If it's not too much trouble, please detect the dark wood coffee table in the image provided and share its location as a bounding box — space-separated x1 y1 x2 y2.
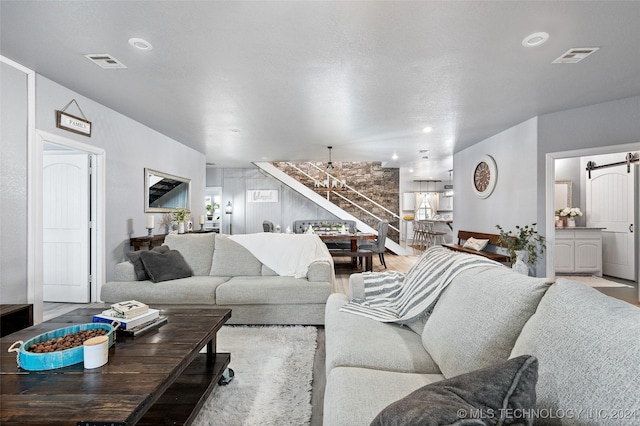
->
0 306 231 425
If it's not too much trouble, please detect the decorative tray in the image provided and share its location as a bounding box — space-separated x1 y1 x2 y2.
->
7 322 118 371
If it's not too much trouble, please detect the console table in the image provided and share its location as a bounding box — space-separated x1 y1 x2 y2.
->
0 304 33 337
130 234 166 251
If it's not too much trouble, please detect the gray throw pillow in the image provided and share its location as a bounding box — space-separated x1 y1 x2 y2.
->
126 245 170 280
139 249 193 283
370 355 538 426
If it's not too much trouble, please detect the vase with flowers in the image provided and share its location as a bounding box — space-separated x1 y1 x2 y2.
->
172 208 189 234
496 223 546 276
558 207 582 227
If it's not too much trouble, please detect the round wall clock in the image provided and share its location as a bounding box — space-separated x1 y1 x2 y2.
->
472 154 497 198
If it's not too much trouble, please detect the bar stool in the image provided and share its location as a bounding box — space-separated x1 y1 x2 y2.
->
429 230 447 246
412 221 424 248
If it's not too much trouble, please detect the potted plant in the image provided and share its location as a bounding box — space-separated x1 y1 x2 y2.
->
206 204 213 219
495 223 546 275
172 208 189 234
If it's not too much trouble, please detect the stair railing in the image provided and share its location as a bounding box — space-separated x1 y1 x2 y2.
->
285 162 400 233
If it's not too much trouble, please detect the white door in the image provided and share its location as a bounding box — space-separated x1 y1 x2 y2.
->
43 153 91 302
586 164 636 280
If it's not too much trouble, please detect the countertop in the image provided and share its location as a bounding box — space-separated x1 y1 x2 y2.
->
555 227 606 230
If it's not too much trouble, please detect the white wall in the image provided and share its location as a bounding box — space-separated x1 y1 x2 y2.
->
453 117 539 236
0 62 29 303
34 75 206 284
0 67 207 306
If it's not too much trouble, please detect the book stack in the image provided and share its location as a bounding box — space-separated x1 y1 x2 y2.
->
93 300 167 336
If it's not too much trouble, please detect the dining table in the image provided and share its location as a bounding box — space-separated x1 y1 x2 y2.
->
317 232 377 271
316 232 377 251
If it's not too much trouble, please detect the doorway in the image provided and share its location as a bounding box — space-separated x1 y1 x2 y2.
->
42 146 91 302
547 144 639 301
32 131 105 309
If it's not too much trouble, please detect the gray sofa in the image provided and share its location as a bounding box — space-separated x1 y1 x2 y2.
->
101 233 333 325
324 252 640 425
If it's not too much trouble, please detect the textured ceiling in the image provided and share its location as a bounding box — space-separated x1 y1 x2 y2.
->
2 1 639 179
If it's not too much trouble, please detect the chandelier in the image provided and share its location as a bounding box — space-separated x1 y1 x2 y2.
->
313 146 346 191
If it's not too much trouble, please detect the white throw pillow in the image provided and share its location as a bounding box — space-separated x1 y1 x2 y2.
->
462 237 489 251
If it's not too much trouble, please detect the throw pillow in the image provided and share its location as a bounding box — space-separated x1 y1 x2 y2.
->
126 245 170 280
139 249 193 283
370 355 538 426
463 237 490 251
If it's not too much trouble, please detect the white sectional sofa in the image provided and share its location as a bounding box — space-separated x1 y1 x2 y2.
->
324 248 640 425
101 232 334 325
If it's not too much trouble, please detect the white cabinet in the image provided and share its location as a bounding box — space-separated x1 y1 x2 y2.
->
402 193 416 212
555 229 603 276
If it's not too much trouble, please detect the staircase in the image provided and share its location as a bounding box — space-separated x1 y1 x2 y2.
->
254 162 409 256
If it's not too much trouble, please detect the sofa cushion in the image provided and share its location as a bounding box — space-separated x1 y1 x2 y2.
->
422 267 550 378
215 276 331 305
325 293 440 375
100 275 230 304
210 235 262 276
164 232 216 276
510 279 640 425
126 245 169 280
324 366 444 426
139 249 193 283
370 355 538 426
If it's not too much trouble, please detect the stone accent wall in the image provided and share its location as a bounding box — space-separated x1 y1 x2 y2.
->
273 162 400 242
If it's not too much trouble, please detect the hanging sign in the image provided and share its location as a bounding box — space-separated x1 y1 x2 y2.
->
56 99 92 137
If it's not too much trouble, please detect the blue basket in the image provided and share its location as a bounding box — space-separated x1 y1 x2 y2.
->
7 322 118 371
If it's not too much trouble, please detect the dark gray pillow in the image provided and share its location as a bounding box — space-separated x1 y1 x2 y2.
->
126 245 170 281
370 355 538 426
139 249 193 283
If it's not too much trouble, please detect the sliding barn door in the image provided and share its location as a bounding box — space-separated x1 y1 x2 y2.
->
586 164 636 281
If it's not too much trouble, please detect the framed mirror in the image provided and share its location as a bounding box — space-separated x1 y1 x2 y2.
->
554 180 572 211
144 168 191 213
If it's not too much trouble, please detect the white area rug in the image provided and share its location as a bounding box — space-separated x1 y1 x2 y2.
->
560 275 634 288
192 325 317 426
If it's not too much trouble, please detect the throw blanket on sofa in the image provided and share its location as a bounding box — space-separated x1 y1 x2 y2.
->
340 246 503 324
229 233 333 279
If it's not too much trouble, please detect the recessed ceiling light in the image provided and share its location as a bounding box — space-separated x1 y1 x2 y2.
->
409 168 414 173
128 38 153 51
392 153 398 160
522 32 549 47
422 126 433 133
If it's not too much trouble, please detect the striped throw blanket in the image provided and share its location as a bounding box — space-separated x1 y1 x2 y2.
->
340 246 504 324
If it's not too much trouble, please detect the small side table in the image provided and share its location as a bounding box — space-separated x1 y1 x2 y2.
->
0 304 34 337
130 234 166 251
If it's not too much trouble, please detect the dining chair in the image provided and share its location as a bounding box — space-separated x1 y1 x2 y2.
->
359 220 389 268
262 220 274 232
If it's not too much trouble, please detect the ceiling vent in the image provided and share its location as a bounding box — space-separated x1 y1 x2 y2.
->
84 54 127 69
552 48 599 64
